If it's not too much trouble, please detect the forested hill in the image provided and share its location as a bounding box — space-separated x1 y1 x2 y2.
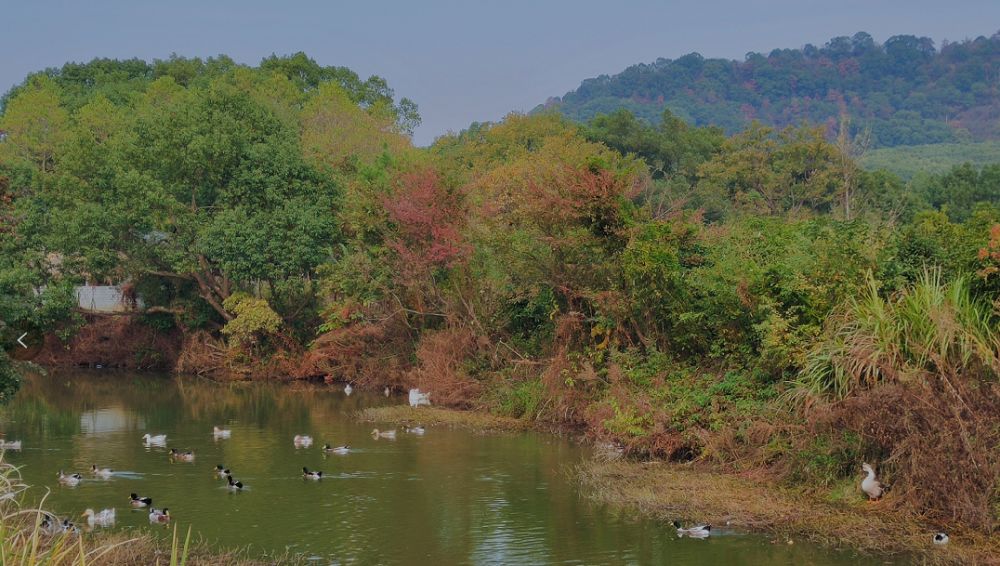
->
540 31 1000 147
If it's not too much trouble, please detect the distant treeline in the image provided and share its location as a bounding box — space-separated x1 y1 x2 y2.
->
541 31 1000 147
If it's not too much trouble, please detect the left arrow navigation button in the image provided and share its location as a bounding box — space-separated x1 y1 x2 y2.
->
17 333 27 348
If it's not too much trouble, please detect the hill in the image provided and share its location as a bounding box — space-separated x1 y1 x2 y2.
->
540 31 1000 147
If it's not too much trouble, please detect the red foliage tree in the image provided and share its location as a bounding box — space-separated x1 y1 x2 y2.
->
382 169 469 285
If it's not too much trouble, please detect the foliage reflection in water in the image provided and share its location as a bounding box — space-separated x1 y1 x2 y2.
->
1 370 874 565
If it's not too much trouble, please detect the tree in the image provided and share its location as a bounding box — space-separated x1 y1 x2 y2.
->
697 123 843 216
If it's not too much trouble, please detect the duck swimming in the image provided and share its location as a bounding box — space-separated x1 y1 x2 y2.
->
323 444 350 455
404 425 426 435
213 426 231 439
169 448 195 462
129 493 152 508
293 435 313 448
215 465 231 478
58 471 82 486
672 521 711 538
861 463 888 501
148 508 170 524
302 467 323 480
91 465 113 479
371 428 397 439
344 383 353 396
227 475 245 491
0 439 23 450
142 433 167 445
81 508 115 526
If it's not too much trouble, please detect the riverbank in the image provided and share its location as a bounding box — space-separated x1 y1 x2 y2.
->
357 405 1000 565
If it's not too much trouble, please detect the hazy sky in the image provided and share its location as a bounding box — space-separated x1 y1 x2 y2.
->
2 1 998 145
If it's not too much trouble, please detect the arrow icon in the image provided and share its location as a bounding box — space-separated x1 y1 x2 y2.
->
17 333 27 348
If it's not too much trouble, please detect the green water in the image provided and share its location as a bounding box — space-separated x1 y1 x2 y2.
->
0 370 879 565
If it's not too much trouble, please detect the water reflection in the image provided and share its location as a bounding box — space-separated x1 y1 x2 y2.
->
0 369 876 565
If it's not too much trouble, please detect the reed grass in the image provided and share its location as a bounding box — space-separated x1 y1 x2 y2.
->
795 270 997 400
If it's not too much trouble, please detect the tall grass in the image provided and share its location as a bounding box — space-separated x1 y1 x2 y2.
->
795 271 998 400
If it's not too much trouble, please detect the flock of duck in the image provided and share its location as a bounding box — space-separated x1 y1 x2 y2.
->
18 385 438 536
0 387 953 547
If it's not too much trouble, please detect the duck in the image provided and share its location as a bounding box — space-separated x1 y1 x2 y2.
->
384 386 391 397
81 508 115 526
129 493 152 508
148 508 170 524
323 444 350 455
404 425 426 435
344 383 353 396
861 463 888 501
672 521 711 537
58 471 82 486
41 516 78 535
293 435 313 448
213 426 231 439
933 532 949 545
371 428 397 439
169 448 195 462
142 433 167 445
408 388 431 407
91 465 113 479
0 439 23 450
227 475 245 491
302 467 323 480
215 465 231 479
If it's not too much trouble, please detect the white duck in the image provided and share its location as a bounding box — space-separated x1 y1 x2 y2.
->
323 444 350 455
371 428 397 440
81 508 115 526
142 433 167 446
91 465 113 479
933 532 949 545
58 471 82 486
405 425 426 435
213 426 231 439
293 435 313 448
344 383 353 396
672 520 711 538
861 463 888 501
0 439 23 450
302 467 324 480
408 388 431 407
384 386 391 397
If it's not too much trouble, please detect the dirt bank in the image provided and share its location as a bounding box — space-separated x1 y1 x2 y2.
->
34 315 181 370
577 460 999 565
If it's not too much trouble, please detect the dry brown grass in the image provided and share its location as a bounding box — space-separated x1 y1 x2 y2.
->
579 459 1000 565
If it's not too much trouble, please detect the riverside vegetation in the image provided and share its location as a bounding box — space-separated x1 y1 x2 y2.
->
0 51 998 559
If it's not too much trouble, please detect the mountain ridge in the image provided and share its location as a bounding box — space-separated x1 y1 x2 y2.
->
538 31 1000 147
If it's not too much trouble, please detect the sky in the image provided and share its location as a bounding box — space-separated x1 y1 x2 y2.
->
2 1 999 145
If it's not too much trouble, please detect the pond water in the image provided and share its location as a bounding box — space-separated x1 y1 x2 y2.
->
0 369 882 565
